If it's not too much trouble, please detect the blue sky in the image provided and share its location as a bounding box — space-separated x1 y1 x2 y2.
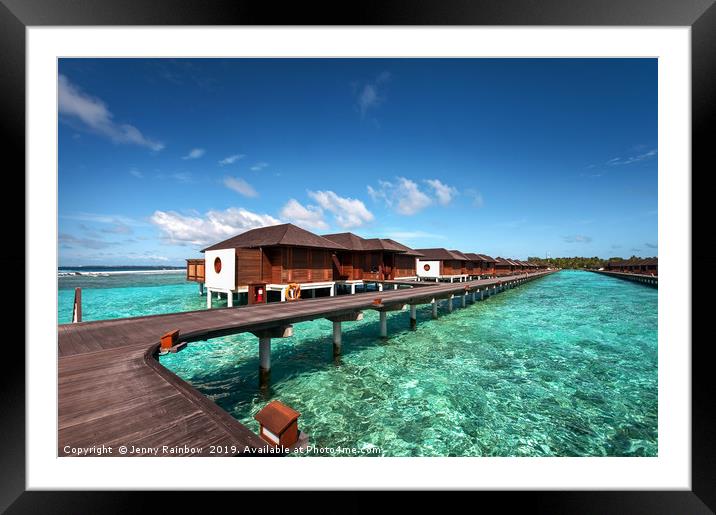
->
58 58 657 266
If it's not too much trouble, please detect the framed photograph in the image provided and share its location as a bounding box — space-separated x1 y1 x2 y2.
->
3 0 712 511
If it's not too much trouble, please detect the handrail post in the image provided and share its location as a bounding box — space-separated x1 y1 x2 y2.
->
72 287 82 323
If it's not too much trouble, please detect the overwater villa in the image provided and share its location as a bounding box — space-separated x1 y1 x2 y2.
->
449 249 472 278
494 257 515 276
189 223 347 306
415 248 470 282
463 253 483 278
476 254 497 277
321 232 424 293
605 257 658 276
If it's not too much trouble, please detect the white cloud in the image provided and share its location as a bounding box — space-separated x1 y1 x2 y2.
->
279 199 328 231
356 71 391 117
606 149 657 166
129 168 143 179
563 235 593 243
465 188 485 208
59 233 119 250
394 179 432 215
425 179 457 206
219 154 245 166
150 207 280 246
367 177 436 215
307 190 374 228
101 223 133 235
223 176 258 198
182 148 205 160
125 252 169 262
170 172 193 183
61 212 145 227
251 162 269 171
58 75 164 151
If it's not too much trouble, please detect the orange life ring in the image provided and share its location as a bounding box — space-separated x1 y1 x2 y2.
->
285 283 301 301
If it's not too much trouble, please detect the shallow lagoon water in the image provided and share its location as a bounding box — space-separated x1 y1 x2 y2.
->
59 270 658 456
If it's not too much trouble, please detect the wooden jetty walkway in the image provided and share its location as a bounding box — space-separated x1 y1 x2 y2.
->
591 270 658 288
58 271 555 457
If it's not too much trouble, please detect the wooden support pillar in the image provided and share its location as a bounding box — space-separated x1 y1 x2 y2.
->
379 311 387 338
311 289 316 298
227 291 233 308
206 288 212 309
480 289 484 300
472 291 476 303
410 304 417 330
252 326 293 387
378 283 384 292
432 299 438 319
350 283 356 294
199 282 204 295
259 337 271 371
461 294 467 308
447 295 454 313
332 321 342 353
326 312 363 355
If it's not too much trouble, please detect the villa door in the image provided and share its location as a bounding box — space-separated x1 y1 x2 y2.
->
383 253 394 280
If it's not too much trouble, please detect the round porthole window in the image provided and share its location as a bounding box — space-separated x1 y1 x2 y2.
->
214 257 222 274
423 264 431 271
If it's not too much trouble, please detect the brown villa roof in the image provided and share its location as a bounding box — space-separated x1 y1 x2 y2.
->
362 238 406 252
476 254 496 263
415 248 465 261
203 223 347 252
321 232 366 251
380 238 424 257
463 252 482 262
449 250 470 261
322 232 422 255
494 257 512 265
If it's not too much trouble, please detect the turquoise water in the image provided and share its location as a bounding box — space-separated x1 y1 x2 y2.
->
58 272 207 323
59 270 658 456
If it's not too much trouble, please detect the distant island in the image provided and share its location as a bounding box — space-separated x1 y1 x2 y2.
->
527 256 657 269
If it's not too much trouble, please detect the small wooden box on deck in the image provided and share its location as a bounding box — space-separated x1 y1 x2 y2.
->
254 400 301 448
160 329 179 352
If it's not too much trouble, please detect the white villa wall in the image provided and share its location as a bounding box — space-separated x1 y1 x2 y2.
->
204 248 236 291
416 259 441 279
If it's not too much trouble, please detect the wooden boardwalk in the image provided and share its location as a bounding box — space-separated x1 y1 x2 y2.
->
591 270 658 288
58 271 555 457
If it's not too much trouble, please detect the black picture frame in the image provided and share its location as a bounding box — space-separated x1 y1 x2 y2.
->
2 0 712 512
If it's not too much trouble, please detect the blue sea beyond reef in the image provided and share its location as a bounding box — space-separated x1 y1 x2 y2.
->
58 269 658 457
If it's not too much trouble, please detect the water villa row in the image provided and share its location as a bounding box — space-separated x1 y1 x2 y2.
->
591 258 659 288
604 258 658 276
184 223 549 307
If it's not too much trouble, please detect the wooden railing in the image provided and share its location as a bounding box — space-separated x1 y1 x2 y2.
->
71 287 82 323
